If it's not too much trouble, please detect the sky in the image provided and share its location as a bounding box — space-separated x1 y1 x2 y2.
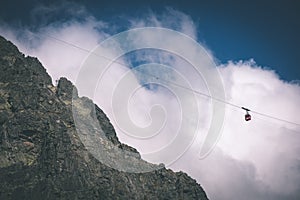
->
1 0 300 81
1 1 300 200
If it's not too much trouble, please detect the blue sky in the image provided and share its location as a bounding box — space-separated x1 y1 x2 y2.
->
1 0 299 81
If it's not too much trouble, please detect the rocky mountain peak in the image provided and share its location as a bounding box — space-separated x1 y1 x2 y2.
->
0 36 52 86
56 77 78 101
0 35 208 200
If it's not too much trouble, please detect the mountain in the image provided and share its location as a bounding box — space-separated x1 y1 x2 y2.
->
0 35 208 200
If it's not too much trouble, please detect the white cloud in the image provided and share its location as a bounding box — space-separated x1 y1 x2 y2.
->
1 6 300 200
128 7 197 39
172 61 300 200
0 6 108 83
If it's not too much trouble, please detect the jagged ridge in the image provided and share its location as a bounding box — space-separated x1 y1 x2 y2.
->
0 35 208 200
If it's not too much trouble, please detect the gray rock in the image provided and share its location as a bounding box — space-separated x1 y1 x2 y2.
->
0 35 209 200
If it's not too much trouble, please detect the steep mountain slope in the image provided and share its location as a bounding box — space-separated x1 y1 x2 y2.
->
0 35 208 200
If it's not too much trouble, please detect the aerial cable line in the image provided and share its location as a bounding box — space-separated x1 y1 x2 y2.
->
251 110 300 126
39 34 300 127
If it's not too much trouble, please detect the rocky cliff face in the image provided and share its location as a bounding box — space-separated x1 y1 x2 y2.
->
0 35 208 200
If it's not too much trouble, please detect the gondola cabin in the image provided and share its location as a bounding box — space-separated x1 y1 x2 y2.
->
242 107 251 121
245 113 251 121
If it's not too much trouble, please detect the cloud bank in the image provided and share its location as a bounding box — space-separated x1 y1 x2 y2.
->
1 3 300 200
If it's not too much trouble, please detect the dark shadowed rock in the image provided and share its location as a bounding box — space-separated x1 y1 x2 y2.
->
0 35 209 200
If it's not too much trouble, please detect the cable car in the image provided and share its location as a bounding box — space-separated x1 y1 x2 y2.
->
242 107 251 121
245 113 251 121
